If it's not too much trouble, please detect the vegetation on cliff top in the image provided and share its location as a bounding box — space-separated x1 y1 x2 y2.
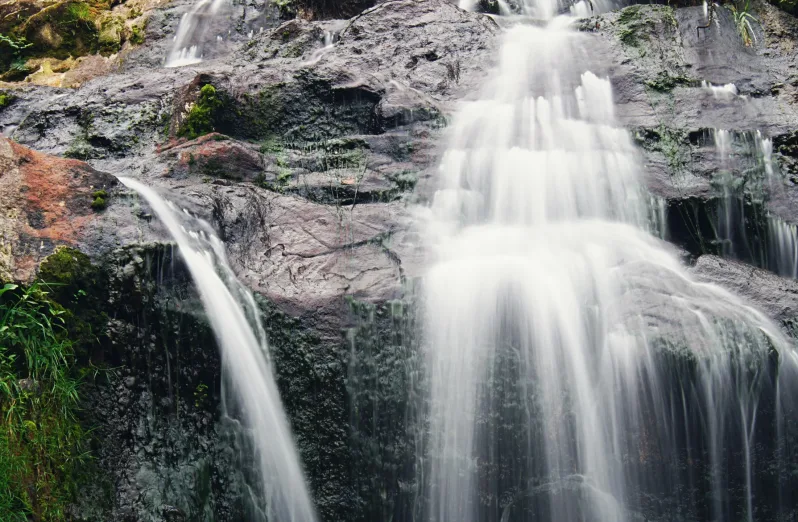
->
0 0 148 81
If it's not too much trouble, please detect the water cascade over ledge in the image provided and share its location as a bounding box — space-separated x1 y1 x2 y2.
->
165 0 227 67
119 177 318 522
420 15 798 522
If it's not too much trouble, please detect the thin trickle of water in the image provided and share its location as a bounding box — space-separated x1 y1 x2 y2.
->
420 16 798 522
165 0 226 67
768 216 798 278
302 21 346 66
648 194 668 239
707 128 798 277
759 131 776 182
119 178 318 522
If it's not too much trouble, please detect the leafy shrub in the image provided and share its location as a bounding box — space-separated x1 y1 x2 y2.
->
179 84 222 140
0 283 88 521
729 0 758 46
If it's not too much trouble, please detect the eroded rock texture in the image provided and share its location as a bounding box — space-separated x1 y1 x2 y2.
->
2 0 798 520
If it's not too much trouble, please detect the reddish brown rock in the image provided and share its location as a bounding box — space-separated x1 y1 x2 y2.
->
0 136 116 280
160 133 266 181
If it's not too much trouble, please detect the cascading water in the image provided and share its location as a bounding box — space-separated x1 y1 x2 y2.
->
119 178 318 522
165 0 227 67
704 128 798 279
421 12 798 522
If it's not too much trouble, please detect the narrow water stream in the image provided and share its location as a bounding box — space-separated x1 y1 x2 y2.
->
119 177 318 522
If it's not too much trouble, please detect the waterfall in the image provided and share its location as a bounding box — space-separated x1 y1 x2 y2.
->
165 0 227 67
119 178 318 522
421 15 798 522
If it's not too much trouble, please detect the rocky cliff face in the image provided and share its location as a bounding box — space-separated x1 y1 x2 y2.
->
2 0 798 520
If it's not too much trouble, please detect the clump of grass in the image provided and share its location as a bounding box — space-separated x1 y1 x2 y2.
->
0 282 89 521
729 0 758 47
66 2 93 24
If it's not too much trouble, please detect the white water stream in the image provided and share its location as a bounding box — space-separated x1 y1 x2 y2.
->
421 11 798 522
119 177 318 522
165 0 227 67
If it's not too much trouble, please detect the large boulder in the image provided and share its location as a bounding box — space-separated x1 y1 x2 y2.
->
0 135 141 280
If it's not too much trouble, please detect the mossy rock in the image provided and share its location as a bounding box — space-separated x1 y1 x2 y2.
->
38 246 109 354
129 22 145 45
96 14 125 54
179 84 223 140
0 0 124 76
645 71 694 93
0 91 14 109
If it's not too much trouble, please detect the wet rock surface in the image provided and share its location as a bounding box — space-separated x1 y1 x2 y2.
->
692 254 798 324
3 0 798 520
0 1 494 520
587 3 798 216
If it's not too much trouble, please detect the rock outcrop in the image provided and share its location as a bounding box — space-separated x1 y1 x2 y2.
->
2 0 798 520
0 135 136 280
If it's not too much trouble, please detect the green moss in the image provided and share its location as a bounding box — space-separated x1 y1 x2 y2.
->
91 196 107 210
636 126 689 174
97 16 123 54
38 247 108 354
615 5 656 48
67 2 93 22
618 26 642 46
617 4 642 23
645 72 693 93
91 189 108 199
0 92 13 109
179 84 222 140
38 248 93 288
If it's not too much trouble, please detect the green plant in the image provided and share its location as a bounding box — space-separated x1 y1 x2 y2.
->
90 196 106 210
66 2 93 24
0 282 89 521
729 0 758 47
194 383 209 408
0 93 13 109
645 71 693 93
91 187 108 210
617 4 641 23
0 34 33 74
129 24 145 45
0 34 33 54
179 84 222 140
